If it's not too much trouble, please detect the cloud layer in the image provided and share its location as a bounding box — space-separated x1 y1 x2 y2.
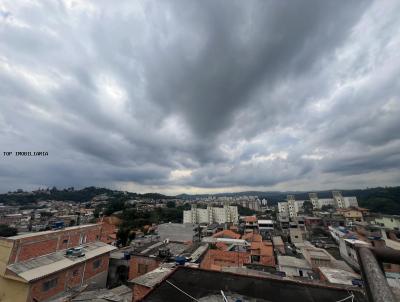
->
1 0 400 194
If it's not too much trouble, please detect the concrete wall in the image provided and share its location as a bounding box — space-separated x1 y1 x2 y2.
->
0 276 29 302
375 216 400 230
278 265 313 277
0 239 30 302
158 223 196 242
289 229 304 244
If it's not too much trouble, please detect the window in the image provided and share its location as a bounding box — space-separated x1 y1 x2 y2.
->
79 234 87 245
138 263 148 274
42 278 58 292
93 259 102 270
72 269 79 276
251 255 260 263
63 239 68 244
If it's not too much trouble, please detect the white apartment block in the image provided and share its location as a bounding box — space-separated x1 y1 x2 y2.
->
278 192 358 218
332 191 345 208
318 198 335 208
343 196 358 208
309 193 319 209
278 195 304 219
183 204 239 224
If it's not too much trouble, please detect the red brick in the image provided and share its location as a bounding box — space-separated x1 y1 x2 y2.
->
200 250 250 271
18 238 58 261
30 271 67 302
8 225 105 264
83 255 109 281
129 256 160 280
132 284 151 301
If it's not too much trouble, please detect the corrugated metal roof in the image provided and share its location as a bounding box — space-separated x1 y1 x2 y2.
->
7 241 116 282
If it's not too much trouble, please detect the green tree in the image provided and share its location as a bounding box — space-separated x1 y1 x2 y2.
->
117 227 130 247
166 201 176 208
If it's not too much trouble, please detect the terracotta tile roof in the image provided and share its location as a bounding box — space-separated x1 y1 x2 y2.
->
242 233 262 242
200 249 250 271
215 242 229 251
212 230 241 239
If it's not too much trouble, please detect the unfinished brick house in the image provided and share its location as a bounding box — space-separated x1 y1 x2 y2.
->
0 224 116 302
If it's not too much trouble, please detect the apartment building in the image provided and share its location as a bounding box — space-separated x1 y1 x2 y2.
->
332 191 345 208
183 204 239 224
0 224 116 302
278 192 358 219
374 215 400 230
309 193 319 209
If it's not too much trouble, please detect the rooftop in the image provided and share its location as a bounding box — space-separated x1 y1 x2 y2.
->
203 237 250 246
5 224 98 240
272 236 284 245
140 266 366 302
277 256 311 269
72 285 131 302
319 267 360 286
258 219 274 224
212 229 241 239
343 239 370 246
189 244 208 263
53 285 132 302
7 241 116 282
141 241 194 257
130 265 174 288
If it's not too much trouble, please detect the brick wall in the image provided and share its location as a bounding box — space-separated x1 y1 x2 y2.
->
83 255 109 281
18 238 59 262
132 284 151 302
28 255 110 301
9 224 103 264
65 263 85 289
129 256 160 280
30 270 67 301
200 250 250 271
100 219 117 244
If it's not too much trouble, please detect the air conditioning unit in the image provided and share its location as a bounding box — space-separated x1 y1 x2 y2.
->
71 247 85 257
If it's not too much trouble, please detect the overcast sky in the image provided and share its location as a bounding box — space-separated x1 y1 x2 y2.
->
1 0 400 195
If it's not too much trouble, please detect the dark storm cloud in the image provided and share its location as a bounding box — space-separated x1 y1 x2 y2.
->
143 0 370 138
0 0 399 193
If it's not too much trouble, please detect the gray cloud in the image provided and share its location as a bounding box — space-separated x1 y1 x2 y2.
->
0 0 399 194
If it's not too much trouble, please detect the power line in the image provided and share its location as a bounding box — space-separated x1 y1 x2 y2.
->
335 292 354 302
165 280 200 302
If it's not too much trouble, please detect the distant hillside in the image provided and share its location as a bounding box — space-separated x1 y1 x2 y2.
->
1 186 399 215
0 186 172 205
